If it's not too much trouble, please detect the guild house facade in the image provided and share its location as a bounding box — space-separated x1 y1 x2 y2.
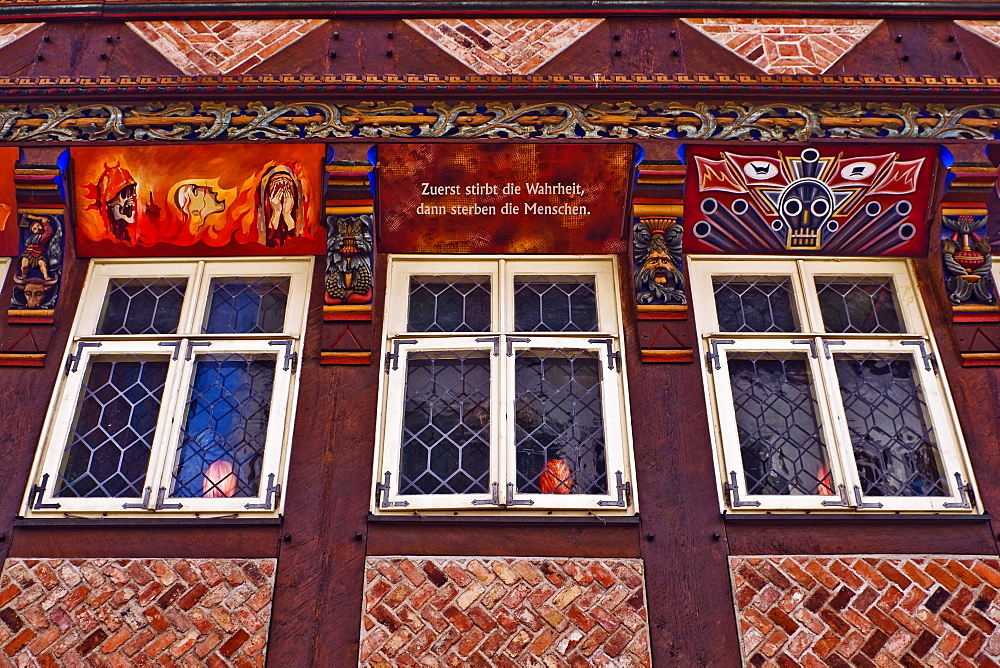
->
1 2 1000 667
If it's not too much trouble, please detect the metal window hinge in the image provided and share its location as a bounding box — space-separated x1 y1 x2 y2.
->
268 340 298 372
944 472 975 509
902 340 937 373
384 339 417 373
375 471 409 507
28 473 61 510
853 485 883 509
821 339 846 359
245 473 281 509
471 482 500 505
122 486 152 510
821 483 849 507
506 482 534 506
64 341 102 375
475 336 500 357
157 341 181 360
598 470 631 507
724 471 761 508
154 487 183 510
706 339 735 371
791 339 818 359
506 336 531 357
185 340 211 361
589 338 621 372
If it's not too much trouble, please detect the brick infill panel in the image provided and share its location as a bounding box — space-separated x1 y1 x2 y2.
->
361 556 651 667
731 555 1000 667
0 558 275 666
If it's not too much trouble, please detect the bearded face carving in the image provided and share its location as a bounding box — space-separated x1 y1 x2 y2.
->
634 218 686 305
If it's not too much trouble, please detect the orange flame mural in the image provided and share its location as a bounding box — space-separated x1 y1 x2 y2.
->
72 145 324 257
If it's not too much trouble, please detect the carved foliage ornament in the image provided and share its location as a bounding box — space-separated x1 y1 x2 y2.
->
942 212 996 306
325 214 373 306
1 102 1000 143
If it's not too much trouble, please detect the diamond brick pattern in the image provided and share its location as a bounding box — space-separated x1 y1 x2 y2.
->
0 23 42 51
682 19 882 74
361 557 651 667
403 19 604 74
731 556 1000 667
127 20 328 75
0 558 275 667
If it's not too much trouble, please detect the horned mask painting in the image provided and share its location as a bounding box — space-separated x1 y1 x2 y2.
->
71 145 325 257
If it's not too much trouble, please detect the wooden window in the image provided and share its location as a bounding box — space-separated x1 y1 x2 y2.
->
690 257 979 513
373 256 636 512
24 257 312 516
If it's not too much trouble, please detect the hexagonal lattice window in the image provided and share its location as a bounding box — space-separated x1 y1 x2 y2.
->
57 355 168 498
204 277 289 334
728 353 833 496
514 275 598 332
816 276 904 334
171 354 276 498
399 351 491 495
713 276 798 333
97 278 187 335
834 354 946 497
407 276 491 333
514 349 608 495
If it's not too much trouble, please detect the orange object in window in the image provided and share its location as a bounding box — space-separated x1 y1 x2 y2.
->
817 463 834 496
539 459 573 494
203 460 237 498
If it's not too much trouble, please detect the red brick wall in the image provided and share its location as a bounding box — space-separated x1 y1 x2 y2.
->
0 558 275 667
731 556 1000 667
360 556 651 667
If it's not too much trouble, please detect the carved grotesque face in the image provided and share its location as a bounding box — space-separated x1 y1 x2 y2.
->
643 249 677 285
21 280 50 308
107 183 137 228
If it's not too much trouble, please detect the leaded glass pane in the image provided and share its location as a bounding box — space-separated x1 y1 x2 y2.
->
56 355 168 498
835 354 947 497
171 354 275 498
713 276 798 333
407 276 491 332
204 277 289 334
514 349 608 495
816 276 904 334
729 353 834 496
514 276 598 332
97 278 187 335
399 351 491 495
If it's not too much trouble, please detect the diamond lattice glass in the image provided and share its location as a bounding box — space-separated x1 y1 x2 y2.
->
713 276 798 333
97 278 187 335
204 277 289 334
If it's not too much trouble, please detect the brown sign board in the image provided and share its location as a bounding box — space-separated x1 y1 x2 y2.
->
376 143 636 254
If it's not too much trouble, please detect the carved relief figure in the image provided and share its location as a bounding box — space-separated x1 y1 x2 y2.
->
942 212 996 306
326 214 374 305
11 214 62 310
633 217 685 305
258 166 303 247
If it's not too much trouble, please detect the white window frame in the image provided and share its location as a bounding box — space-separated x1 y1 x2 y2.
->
372 255 637 513
23 256 312 517
691 256 979 513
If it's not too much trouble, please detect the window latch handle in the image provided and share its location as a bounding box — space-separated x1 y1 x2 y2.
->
597 471 631 507
28 473 61 510
791 339 818 359
475 337 500 357
706 339 735 371
64 341 102 375
506 483 535 506
944 472 975 509
122 486 152 510
506 337 531 357
157 341 181 360
902 339 937 373
268 340 297 372
471 482 500 505
852 485 883 509
724 471 760 508
154 487 183 510
384 339 417 373
821 339 846 359
245 473 281 509
821 484 849 507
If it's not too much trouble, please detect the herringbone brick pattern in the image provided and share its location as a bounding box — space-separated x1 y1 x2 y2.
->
360 557 651 667
731 556 1000 667
127 20 328 75
403 19 604 74
682 19 881 74
0 558 276 667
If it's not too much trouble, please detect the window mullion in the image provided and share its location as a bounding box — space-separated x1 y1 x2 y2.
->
144 338 193 510
810 339 861 508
